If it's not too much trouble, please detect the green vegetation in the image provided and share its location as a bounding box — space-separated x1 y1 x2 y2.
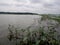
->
7 15 60 45
41 14 60 23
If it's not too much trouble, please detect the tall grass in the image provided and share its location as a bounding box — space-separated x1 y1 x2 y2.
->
7 15 60 45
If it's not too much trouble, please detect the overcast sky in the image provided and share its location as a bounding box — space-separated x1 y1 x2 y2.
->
0 0 60 14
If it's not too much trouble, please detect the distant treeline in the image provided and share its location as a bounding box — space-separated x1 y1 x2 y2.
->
0 12 39 15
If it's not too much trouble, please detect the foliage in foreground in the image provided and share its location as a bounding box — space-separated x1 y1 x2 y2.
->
7 15 60 45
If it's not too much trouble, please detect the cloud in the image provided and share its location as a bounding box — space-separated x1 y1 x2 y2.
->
0 3 10 6
15 0 27 2
0 0 60 14
30 0 41 3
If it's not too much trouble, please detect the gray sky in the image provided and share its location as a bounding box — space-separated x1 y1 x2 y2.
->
0 0 60 14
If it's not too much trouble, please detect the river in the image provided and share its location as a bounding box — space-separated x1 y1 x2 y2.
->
0 14 41 45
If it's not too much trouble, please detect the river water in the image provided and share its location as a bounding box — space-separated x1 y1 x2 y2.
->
0 14 41 45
